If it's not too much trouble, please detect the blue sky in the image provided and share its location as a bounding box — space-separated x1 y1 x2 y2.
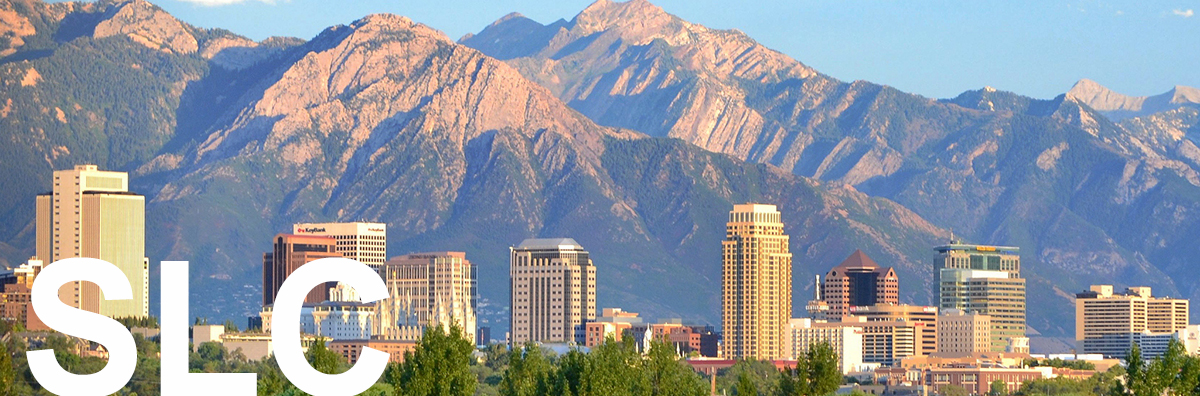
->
89 0 1200 99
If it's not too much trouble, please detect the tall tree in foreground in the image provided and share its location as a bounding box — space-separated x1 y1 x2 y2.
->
736 371 759 396
389 323 477 396
779 342 840 396
500 342 556 396
582 336 649 396
0 340 12 395
644 339 707 396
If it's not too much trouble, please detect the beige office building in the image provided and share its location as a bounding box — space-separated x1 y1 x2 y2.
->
376 252 477 342
933 243 1020 304
722 204 792 360
293 222 387 271
36 165 148 318
854 317 918 365
509 238 596 344
786 318 864 374
848 304 938 356
939 269 1025 352
1075 285 1189 358
937 309 992 355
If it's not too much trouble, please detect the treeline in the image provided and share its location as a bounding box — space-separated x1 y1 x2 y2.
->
0 319 844 396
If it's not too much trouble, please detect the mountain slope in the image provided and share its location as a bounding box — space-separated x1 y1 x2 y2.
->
59 8 949 328
462 0 1199 337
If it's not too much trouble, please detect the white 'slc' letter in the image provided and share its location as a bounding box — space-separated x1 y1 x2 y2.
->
160 261 256 395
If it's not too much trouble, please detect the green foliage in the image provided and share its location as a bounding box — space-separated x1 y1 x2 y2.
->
499 343 555 396
645 340 707 396
0 340 13 395
778 342 841 396
736 371 759 396
304 337 347 375
990 380 1007 396
114 316 160 329
941 385 968 396
1023 357 1097 371
1017 366 1124 396
389 323 476 396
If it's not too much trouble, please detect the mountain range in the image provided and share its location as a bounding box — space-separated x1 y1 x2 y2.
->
2 0 1199 347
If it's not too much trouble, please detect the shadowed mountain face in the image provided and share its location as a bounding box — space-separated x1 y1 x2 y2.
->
0 0 953 332
463 0 1200 336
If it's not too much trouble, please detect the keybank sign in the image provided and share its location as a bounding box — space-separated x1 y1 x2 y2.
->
27 257 386 396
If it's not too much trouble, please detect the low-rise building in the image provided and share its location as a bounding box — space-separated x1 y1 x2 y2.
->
1075 285 1190 358
926 367 1046 396
786 318 864 374
329 339 419 364
848 304 938 357
585 308 642 347
937 309 991 355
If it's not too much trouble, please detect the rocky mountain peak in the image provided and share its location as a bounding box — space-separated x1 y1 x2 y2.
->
1064 78 1138 111
92 0 198 54
1170 85 1200 104
572 0 681 43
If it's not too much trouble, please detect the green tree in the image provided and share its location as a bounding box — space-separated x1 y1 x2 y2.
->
499 343 555 396
988 380 1006 396
779 342 840 396
581 337 649 396
940 384 968 396
0 341 13 395
736 371 759 396
389 323 477 396
644 339 707 396
305 337 346 375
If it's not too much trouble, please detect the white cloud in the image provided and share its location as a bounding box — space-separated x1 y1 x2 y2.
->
174 0 277 6
1172 9 1194 18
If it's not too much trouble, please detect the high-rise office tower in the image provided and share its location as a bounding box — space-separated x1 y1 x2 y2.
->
262 234 342 306
376 252 477 342
933 242 1020 304
509 238 596 344
722 203 792 360
939 268 1025 352
36 165 148 318
292 222 387 271
821 250 899 318
1075 285 1189 358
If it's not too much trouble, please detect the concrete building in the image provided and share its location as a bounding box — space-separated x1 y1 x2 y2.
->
509 238 597 345
585 308 642 347
856 318 919 365
0 258 47 331
821 250 899 318
722 204 792 360
262 234 342 306
937 309 991 355
376 252 477 342
292 222 387 271
786 318 864 374
926 367 1046 396
330 339 418 364
36 165 148 318
939 268 1025 352
848 304 938 357
933 243 1020 304
1075 285 1190 358
260 301 376 341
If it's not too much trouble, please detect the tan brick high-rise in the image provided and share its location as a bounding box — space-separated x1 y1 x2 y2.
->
509 238 596 345
722 204 792 360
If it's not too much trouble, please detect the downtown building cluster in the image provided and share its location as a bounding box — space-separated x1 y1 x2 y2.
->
4 165 1200 392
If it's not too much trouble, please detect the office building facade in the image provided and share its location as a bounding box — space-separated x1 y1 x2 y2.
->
509 238 597 344
937 309 992 355
939 269 1026 352
1075 285 1189 358
722 204 792 360
933 242 1020 304
292 222 387 271
36 165 148 318
822 250 899 318
262 234 342 306
849 304 938 356
787 318 864 374
376 252 477 342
